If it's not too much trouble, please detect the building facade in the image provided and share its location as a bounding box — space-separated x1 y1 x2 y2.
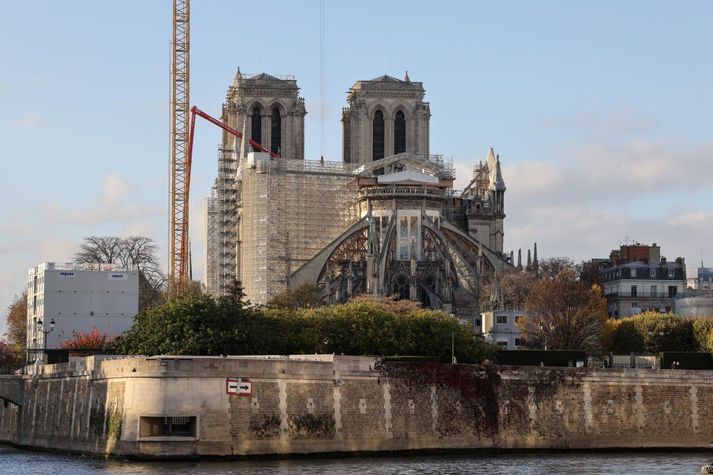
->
598 244 687 317
26 263 138 362
480 309 527 350
204 72 512 318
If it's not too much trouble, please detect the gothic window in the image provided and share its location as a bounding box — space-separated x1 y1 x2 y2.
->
251 105 261 149
372 110 385 160
394 110 406 154
270 105 281 154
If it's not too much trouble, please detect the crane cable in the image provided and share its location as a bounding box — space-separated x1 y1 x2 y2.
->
320 0 325 160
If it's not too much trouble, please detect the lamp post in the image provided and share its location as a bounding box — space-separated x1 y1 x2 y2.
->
36 318 56 360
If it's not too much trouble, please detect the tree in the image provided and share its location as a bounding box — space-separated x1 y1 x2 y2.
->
222 278 247 306
0 340 17 373
5 292 27 365
537 257 576 279
111 293 497 363
480 269 537 310
74 236 165 309
60 327 114 350
518 268 607 350
267 284 325 309
578 260 604 288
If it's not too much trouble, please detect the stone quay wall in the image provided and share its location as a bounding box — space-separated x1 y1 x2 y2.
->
0 355 712 458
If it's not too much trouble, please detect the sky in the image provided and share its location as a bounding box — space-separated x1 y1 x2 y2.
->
1 1 712 334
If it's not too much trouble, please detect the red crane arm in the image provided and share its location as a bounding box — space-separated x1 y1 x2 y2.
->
188 105 280 163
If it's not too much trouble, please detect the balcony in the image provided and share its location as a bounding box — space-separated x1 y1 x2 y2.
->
605 291 677 299
358 185 446 201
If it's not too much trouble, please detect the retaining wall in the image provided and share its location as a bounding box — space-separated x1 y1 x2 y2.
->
1 355 712 458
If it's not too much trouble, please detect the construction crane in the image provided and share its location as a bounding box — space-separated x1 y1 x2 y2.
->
188 106 280 160
169 0 190 289
169 2 281 291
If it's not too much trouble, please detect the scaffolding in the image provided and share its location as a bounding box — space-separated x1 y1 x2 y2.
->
203 185 220 296
238 156 358 304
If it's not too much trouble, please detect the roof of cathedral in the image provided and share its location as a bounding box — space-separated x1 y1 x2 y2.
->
249 72 281 81
369 74 404 82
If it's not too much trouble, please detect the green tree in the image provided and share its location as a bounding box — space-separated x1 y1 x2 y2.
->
268 284 325 309
111 293 497 363
111 293 242 355
632 312 696 353
692 318 713 352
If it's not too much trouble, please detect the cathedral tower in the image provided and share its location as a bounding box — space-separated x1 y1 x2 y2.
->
223 70 306 159
341 73 430 164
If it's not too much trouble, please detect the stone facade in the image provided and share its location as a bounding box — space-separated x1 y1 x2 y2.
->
341 74 430 164
2 355 713 458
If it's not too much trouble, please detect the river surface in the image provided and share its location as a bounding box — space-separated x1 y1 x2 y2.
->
0 445 712 474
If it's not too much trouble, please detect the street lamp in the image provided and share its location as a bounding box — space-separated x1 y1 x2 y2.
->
540 323 554 350
36 318 56 355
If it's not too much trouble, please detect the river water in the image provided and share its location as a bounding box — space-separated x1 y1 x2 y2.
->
0 445 711 474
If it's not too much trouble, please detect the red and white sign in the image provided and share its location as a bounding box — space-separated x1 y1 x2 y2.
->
226 378 252 396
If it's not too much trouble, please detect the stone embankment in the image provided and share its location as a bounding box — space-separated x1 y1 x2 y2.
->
0 354 711 458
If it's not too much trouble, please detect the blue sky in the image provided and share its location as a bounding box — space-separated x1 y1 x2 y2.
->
1 1 712 333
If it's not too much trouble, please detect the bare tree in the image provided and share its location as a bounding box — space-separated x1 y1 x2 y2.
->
518 268 607 350
480 268 537 310
537 256 576 279
75 236 123 265
75 236 166 308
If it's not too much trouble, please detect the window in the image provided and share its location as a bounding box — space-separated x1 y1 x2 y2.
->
630 285 637 297
394 110 406 154
397 213 420 261
668 269 675 278
630 268 637 278
372 110 385 160
140 416 197 438
650 268 656 278
496 315 508 324
270 106 281 154
650 285 657 297
514 338 523 347
668 286 677 298
496 341 508 348
251 105 262 149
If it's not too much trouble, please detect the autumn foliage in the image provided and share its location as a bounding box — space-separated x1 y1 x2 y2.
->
60 327 114 350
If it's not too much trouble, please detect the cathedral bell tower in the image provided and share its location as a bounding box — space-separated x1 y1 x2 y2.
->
224 69 306 160
341 72 430 164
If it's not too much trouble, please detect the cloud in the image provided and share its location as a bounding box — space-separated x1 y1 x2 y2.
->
102 173 134 205
500 140 713 208
15 117 45 127
535 108 656 138
497 136 713 275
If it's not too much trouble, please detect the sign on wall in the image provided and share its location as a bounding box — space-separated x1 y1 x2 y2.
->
108 273 128 280
226 378 252 396
58 271 76 278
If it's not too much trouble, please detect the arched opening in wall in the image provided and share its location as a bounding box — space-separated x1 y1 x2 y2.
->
373 110 385 161
394 110 406 154
392 273 410 300
251 105 262 150
270 105 281 154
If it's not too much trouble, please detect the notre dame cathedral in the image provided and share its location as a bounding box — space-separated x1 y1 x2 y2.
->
204 70 512 320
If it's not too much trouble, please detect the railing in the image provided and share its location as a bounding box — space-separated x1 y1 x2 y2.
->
358 186 446 199
604 292 677 298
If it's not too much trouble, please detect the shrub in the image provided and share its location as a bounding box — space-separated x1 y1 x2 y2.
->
111 293 497 363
